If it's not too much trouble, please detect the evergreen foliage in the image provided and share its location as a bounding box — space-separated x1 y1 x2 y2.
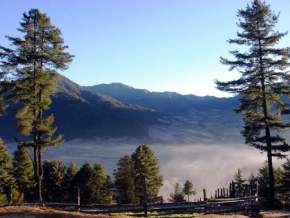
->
279 159 290 204
74 162 112 204
13 146 35 202
257 163 283 206
114 155 136 204
216 0 290 206
132 145 163 204
63 161 78 202
234 169 246 197
93 163 112 204
0 139 15 204
169 182 185 203
0 9 73 202
183 180 195 202
43 160 66 202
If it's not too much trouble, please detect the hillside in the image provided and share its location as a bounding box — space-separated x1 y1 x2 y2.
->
0 76 244 142
83 83 239 114
84 82 242 143
0 76 159 140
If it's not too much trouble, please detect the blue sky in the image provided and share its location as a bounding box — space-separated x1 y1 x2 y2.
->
1 0 290 96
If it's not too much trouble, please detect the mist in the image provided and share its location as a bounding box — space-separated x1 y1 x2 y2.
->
43 137 270 201
6 114 287 201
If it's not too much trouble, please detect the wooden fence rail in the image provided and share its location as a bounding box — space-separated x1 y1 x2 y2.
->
8 197 259 217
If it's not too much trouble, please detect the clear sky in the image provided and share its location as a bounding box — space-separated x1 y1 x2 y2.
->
1 0 290 96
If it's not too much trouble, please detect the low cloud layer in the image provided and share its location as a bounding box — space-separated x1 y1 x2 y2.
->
43 138 272 201
6 113 288 201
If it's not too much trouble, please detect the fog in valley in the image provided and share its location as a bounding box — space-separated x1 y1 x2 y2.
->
44 121 272 201
44 139 268 200
7 114 287 201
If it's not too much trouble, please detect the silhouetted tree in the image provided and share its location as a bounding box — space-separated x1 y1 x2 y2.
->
169 183 185 203
0 9 73 202
183 180 195 202
257 163 283 206
216 0 290 206
280 159 290 204
234 169 245 197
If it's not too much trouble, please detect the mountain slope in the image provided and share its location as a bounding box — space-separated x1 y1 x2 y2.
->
0 76 159 140
83 83 239 114
83 83 243 143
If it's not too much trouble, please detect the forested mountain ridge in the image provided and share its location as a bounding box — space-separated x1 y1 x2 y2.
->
0 76 159 140
83 83 239 114
0 75 243 142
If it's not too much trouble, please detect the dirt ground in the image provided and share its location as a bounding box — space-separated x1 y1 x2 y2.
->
0 206 128 218
260 211 290 218
1 206 290 218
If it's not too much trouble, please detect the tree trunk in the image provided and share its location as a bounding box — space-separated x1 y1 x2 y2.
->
258 37 275 208
37 147 43 203
266 126 275 207
143 177 148 217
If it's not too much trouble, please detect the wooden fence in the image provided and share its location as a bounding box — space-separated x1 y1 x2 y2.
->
11 196 260 217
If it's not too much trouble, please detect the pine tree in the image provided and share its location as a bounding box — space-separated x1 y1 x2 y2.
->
183 180 195 202
169 182 185 203
43 160 66 202
132 145 163 204
74 163 97 204
216 0 290 206
114 155 136 204
13 145 35 202
0 9 73 202
234 169 245 197
257 163 283 206
0 139 15 204
63 161 78 202
103 175 113 204
280 159 290 203
93 163 112 204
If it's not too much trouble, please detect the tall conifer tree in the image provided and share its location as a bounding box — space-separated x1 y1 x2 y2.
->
0 9 72 202
114 155 136 204
74 163 97 204
132 145 163 204
216 0 290 206
93 163 112 204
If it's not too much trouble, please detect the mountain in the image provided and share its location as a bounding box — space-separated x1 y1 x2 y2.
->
83 83 239 114
0 76 245 143
83 83 243 143
0 76 159 141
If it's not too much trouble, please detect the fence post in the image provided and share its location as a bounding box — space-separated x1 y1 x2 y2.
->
203 189 207 201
